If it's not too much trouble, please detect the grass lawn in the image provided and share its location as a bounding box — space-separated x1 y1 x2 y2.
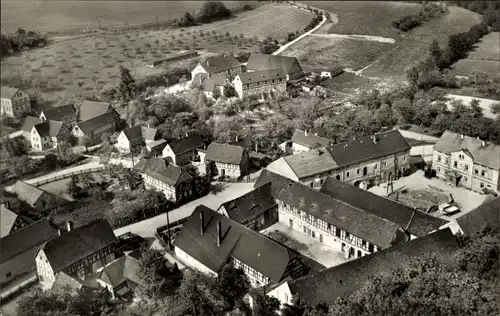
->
321 72 377 94
453 32 500 77
307 1 421 40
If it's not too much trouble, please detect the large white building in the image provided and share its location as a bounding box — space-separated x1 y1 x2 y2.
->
432 130 500 193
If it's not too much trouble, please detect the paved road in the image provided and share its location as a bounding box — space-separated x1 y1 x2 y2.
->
273 14 327 56
309 33 395 44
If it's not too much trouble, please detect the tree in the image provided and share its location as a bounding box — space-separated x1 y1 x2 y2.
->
119 65 136 104
254 294 280 316
429 39 443 68
223 84 238 98
180 11 196 27
197 1 232 23
67 175 82 198
218 265 250 308
56 141 76 164
2 137 28 158
177 270 227 315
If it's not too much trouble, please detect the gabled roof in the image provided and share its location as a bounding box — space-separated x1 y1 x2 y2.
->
173 205 303 282
1 204 19 238
456 197 500 236
253 169 295 199
290 129 331 149
205 142 246 165
434 130 500 170
283 149 338 180
167 134 205 155
98 255 142 287
33 120 66 137
13 181 46 207
133 157 192 186
246 54 301 75
285 228 460 306
78 100 113 121
21 116 42 132
147 139 168 151
41 105 76 121
1 86 20 99
39 219 117 272
201 55 241 74
123 125 157 142
218 183 276 224
277 182 409 248
51 272 83 295
320 177 447 237
236 68 286 85
192 73 225 92
0 218 58 264
326 130 411 167
75 112 115 135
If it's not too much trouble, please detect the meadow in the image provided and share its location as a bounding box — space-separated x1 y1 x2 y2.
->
453 32 500 77
0 0 256 32
0 3 313 102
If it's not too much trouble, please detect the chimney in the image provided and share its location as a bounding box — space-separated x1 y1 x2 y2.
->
57 228 62 236
255 141 258 153
314 132 318 136
304 129 308 136
217 220 222 247
236 135 239 143
482 141 486 147
185 132 189 138
66 221 74 232
372 135 377 144
200 211 205 235
460 134 464 139
147 123 150 128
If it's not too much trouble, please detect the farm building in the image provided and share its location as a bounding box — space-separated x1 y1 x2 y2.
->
191 55 243 80
246 54 304 81
1 86 31 118
204 142 250 179
40 104 78 128
147 51 199 68
116 125 158 153
30 120 72 152
162 133 205 166
233 68 287 100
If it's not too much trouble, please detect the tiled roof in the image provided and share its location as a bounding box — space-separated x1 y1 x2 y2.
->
205 142 246 165
75 112 115 135
13 181 45 207
33 120 65 137
320 177 447 237
133 157 192 186
1 86 19 99
167 134 205 155
326 130 411 167
434 130 500 170
0 218 58 264
1 204 18 238
246 54 300 75
51 272 83 295
290 129 331 148
201 56 241 74
253 169 295 199
123 125 157 142
41 105 76 121
285 228 460 306
283 149 338 180
98 255 142 287
277 182 409 248
40 219 117 272
78 100 113 121
218 183 276 224
236 68 286 85
173 205 303 282
21 116 42 132
147 139 168 151
456 197 500 236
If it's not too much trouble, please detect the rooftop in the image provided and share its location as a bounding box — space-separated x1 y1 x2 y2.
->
253 169 295 199
283 149 338 180
21 116 42 132
205 142 246 165
236 68 286 85
290 129 331 149
97 255 142 287
41 105 76 121
456 197 500 236
78 100 112 121
33 120 66 138
1 86 20 99
167 134 205 155
1 204 19 238
133 157 192 187
13 181 46 207
201 55 241 74
75 111 115 135
123 125 157 142
246 54 301 75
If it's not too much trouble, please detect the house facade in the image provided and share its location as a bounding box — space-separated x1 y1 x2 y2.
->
162 134 205 166
205 143 250 179
116 125 157 153
30 120 72 152
432 131 500 193
232 68 286 100
1 86 31 118
191 55 243 80
35 220 117 289
133 157 193 202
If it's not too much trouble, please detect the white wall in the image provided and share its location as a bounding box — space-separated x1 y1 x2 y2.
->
174 246 218 277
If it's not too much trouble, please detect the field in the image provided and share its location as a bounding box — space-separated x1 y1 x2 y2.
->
306 1 422 40
0 1 256 32
0 3 313 102
453 32 500 77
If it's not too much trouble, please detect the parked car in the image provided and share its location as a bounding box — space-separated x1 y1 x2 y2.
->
442 206 460 216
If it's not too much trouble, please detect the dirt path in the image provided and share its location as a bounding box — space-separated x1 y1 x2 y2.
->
309 33 396 44
273 14 327 56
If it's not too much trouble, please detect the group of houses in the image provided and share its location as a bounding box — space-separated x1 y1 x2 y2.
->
190 53 304 100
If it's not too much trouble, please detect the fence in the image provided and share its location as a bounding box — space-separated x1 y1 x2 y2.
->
29 166 106 187
155 218 188 249
397 129 439 143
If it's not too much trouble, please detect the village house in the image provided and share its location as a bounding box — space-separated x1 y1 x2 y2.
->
0 218 58 286
191 55 243 80
191 72 226 99
267 129 411 189
116 125 158 153
265 228 459 308
20 116 41 140
1 203 31 238
432 130 500 193
72 112 118 145
162 134 205 166
40 104 78 128
173 205 309 288
133 157 193 202
35 220 117 289
77 100 118 122
246 54 304 81
12 181 67 212
97 254 142 300
146 139 168 156
205 142 250 179
1 86 31 118
281 129 331 154
232 68 287 100
217 182 278 231
30 120 72 151
277 181 409 259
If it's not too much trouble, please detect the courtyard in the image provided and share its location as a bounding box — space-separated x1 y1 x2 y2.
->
261 222 351 269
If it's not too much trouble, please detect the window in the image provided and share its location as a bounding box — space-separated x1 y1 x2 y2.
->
335 228 341 238
336 175 340 180
312 231 315 238
384 161 388 166
481 170 486 177
480 182 485 188
357 169 360 175
346 172 350 178
464 176 467 182
374 164 377 169
438 155 441 162
320 234 323 242
403 156 406 161
474 169 478 174
368 244 374 252
437 167 440 172
345 232 350 239
453 161 458 167
6 272 11 278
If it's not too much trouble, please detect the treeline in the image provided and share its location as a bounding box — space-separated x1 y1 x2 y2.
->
392 2 448 32
178 1 234 27
449 0 500 30
0 28 48 59
304 12 323 32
